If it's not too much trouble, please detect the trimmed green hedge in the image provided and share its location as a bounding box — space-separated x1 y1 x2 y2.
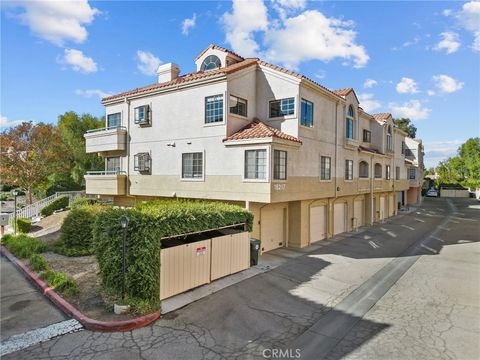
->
93 199 253 304
57 204 107 256
70 197 97 211
11 217 32 233
1 233 46 258
41 196 69 217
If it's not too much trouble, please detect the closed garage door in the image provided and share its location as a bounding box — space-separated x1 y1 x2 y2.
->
333 202 347 235
354 199 364 228
380 196 386 220
310 205 326 243
261 205 285 252
389 194 394 217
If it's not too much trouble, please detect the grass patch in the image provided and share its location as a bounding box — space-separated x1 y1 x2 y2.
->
1 233 47 259
29 253 49 272
40 270 79 296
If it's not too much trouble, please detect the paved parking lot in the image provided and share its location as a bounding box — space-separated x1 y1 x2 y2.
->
2 197 479 359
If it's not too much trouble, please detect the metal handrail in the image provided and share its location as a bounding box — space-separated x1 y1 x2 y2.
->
86 126 127 134
86 170 127 175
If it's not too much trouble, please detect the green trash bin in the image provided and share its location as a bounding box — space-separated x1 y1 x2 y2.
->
250 238 261 266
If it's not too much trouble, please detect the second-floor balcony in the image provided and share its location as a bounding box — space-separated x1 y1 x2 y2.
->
84 171 127 196
84 126 127 155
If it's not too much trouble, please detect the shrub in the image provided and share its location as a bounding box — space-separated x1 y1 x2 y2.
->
2 233 46 258
0 192 13 201
57 204 107 256
11 217 32 233
29 253 49 272
70 197 96 210
41 196 69 217
40 270 79 296
94 199 253 304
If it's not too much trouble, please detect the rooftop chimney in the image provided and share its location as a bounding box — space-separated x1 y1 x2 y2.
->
156 63 180 83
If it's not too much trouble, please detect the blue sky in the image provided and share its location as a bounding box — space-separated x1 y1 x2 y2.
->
1 0 479 168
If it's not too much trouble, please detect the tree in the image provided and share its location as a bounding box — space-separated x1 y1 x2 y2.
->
424 167 435 176
393 118 417 138
57 111 104 185
0 122 69 204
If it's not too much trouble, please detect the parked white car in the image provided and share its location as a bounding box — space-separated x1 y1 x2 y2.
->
426 188 438 197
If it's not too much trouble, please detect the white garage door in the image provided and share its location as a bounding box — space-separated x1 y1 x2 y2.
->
389 194 394 217
354 200 364 228
333 203 347 235
261 205 285 252
310 205 326 243
379 196 386 220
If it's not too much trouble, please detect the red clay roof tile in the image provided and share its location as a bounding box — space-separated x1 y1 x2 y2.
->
223 118 302 144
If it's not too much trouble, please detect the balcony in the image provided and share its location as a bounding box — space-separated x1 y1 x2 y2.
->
344 137 359 150
84 171 127 195
84 127 127 155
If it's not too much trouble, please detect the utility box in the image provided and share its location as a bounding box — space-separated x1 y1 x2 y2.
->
0 214 10 226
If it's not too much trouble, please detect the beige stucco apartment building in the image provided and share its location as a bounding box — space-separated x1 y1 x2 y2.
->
84 44 413 253
404 137 424 205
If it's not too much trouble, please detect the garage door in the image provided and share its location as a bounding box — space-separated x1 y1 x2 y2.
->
388 194 394 217
310 205 326 243
261 205 285 252
379 196 386 220
353 199 364 228
333 203 347 235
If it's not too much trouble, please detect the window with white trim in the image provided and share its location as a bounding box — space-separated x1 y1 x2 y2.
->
320 156 331 180
182 152 203 179
359 161 369 178
363 129 371 143
107 113 121 128
269 98 295 118
386 125 393 151
300 99 314 127
374 163 382 178
345 160 353 180
273 150 287 180
346 105 354 139
134 105 150 125
409 167 416 179
229 95 247 117
106 157 121 173
205 95 223 124
134 153 151 173
244 149 267 180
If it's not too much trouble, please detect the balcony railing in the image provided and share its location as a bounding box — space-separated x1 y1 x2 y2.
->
86 170 126 175
84 126 127 154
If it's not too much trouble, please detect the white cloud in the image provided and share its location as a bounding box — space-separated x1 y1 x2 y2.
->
433 31 461 54
181 13 196 35
61 49 97 73
391 36 420 51
6 0 99 46
221 0 269 57
427 90 436 96
363 79 377 88
432 74 464 93
0 115 27 129
443 9 453 16
271 0 306 20
389 100 431 120
75 89 111 99
263 10 369 69
456 1 480 52
396 77 419 94
423 140 464 168
136 50 162 76
358 93 381 113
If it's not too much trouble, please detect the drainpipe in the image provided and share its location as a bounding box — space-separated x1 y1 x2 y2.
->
370 153 374 225
125 97 130 197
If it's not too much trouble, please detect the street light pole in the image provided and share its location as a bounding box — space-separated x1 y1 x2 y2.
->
12 190 18 235
120 216 130 301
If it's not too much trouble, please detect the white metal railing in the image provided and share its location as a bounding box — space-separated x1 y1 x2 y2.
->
86 170 126 175
4 191 87 225
86 126 126 134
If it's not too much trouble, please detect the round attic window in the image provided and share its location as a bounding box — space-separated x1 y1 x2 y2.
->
201 55 221 71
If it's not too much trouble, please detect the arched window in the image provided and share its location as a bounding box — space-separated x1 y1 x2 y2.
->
346 105 354 139
359 161 369 178
374 163 382 178
201 55 221 71
386 125 392 151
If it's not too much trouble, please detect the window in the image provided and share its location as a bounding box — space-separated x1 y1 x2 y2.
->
269 98 295 118
229 95 247 117
320 156 331 180
273 150 287 180
106 157 121 173
401 141 406 155
363 129 371 143
182 152 203 179
396 166 400 180
107 113 121 129
134 153 151 173
201 55 221 71
345 160 353 180
359 161 369 178
386 165 391 180
245 149 267 180
409 168 416 179
300 99 314 127
205 95 224 124
386 125 393 151
346 105 354 139
405 148 414 157
374 163 382 178
134 105 150 125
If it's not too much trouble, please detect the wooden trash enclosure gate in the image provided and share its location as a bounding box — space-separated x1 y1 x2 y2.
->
160 225 250 300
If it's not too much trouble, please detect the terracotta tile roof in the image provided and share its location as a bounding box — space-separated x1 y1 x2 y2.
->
332 88 354 97
223 118 302 144
195 44 244 61
371 113 392 125
358 145 384 155
102 58 258 103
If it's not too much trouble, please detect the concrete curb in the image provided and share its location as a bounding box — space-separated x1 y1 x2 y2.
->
0 245 160 332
